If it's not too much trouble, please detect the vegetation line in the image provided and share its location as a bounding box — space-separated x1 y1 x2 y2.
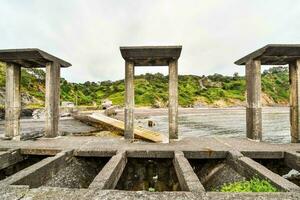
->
0 63 289 108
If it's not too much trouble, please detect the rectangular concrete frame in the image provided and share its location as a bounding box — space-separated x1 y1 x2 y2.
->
227 150 300 192
284 151 300 172
120 46 182 140
89 150 207 192
0 148 299 198
0 149 24 170
173 151 205 192
0 49 71 139
235 44 300 142
0 150 73 188
89 151 126 189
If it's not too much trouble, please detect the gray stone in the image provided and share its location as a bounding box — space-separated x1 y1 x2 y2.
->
104 106 117 117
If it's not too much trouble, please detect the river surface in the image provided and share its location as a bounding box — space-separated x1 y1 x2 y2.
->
135 107 291 144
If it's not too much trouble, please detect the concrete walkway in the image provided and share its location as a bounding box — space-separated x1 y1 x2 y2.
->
0 118 100 137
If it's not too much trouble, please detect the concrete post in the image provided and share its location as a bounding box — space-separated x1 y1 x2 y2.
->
245 59 262 141
45 61 60 137
124 61 134 139
5 63 21 139
289 59 300 143
169 59 178 139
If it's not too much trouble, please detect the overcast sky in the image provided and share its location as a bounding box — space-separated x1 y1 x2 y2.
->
1 0 300 83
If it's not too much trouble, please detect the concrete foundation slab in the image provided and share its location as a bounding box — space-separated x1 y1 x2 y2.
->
0 137 298 199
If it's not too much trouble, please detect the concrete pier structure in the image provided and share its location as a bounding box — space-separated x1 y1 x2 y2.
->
5 63 21 138
45 61 61 137
120 46 182 140
124 61 135 139
245 59 262 141
235 44 300 143
0 49 71 139
169 60 179 139
289 59 300 143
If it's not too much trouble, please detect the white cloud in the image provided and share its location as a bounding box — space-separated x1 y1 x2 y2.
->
0 0 300 82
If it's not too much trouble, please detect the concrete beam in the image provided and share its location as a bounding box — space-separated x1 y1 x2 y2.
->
184 150 227 159
173 151 205 192
74 149 117 157
5 63 21 139
284 151 300 172
289 59 300 143
45 61 61 137
126 150 174 158
20 148 62 156
241 151 284 159
0 150 73 188
229 154 300 192
0 149 24 170
124 61 134 139
169 60 178 140
89 151 127 189
245 59 262 141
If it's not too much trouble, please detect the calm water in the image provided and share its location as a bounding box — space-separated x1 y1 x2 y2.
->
136 107 291 143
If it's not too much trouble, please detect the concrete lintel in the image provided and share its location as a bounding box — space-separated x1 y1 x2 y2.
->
235 44 300 66
0 149 24 170
183 150 227 159
0 48 71 68
235 156 300 192
173 151 205 192
126 150 174 158
1 150 73 187
241 151 284 159
284 151 300 172
20 148 62 156
89 151 127 189
74 149 117 157
120 46 182 66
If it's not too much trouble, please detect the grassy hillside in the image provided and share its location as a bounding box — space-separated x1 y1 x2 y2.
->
0 62 290 108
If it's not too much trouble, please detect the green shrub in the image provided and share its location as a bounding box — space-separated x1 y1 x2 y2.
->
218 177 278 192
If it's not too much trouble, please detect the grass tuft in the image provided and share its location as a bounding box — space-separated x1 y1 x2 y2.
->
218 178 278 192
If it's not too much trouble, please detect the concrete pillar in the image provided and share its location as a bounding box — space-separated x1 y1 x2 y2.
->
5 63 21 139
289 59 300 143
169 59 178 139
45 62 60 137
124 61 134 139
245 59 262 141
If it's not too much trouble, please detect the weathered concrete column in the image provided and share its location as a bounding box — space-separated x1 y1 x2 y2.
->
124 61 134 139
245 59 262 141
5 63 21 139
169 59 178 139
289 59 300 143
45 62 61 137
